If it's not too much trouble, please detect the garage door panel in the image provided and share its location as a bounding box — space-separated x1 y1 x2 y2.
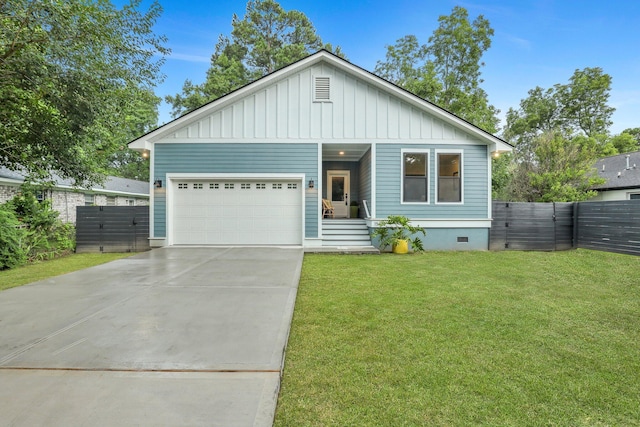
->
172 179 302 245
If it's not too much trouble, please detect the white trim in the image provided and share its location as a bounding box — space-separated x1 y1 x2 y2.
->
165 173 305 246
326 169 351 218
367 218 492 228
371 143 377 218
487 149 492 219
317 142 322 236
152 138 489 145
149 148 156 240
400 148 430 204
434 149 464 205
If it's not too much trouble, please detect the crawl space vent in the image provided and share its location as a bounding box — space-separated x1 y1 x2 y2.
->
313 76 331 102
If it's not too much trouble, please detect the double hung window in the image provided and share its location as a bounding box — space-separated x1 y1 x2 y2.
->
436 152 462 203
403 151 429 203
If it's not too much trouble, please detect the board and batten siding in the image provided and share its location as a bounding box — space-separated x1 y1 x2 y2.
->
153 143 318 239
163 63 478 142
376 143 489 218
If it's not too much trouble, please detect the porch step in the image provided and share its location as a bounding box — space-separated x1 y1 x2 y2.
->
322 219 372 247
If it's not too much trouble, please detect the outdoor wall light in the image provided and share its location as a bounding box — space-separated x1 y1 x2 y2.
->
308 179 315 189
154 179 162 188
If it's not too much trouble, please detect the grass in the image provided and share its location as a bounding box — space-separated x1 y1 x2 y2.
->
274 249 640 426
0 252 134 292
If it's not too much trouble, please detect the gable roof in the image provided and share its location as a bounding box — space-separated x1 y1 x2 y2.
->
593 151 640 190
0 167 149 197
130 50 512 153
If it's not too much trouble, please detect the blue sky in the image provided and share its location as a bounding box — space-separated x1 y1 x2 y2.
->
137 0 640 134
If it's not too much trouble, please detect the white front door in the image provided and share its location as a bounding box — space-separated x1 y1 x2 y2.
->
327 170 350 218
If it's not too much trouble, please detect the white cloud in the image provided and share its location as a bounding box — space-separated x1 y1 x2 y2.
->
168 52 211 63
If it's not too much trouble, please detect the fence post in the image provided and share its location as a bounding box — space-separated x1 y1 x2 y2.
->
572 202 579 249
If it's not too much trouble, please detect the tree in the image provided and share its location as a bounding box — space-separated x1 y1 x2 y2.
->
0 0 168 185
507 131 605 202
504 67 615 145
374 6 498 133
167 0 343 118
107 88 160 181
608 132 638 154
620 127 640 151
555 67 614 137
500 67 616 201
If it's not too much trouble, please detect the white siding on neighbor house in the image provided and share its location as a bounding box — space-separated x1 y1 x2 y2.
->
591 189 640 201
163 63 481 143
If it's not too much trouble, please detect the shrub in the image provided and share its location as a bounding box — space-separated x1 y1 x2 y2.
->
2 187 76 266
0 207 27 270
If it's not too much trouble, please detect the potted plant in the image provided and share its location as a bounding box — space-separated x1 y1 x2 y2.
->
350 200 359 218
370 215 426 253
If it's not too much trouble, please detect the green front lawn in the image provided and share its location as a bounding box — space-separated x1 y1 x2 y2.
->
275 250 640 426
0 253 134 292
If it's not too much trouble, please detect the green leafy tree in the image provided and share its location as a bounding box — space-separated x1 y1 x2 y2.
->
504 67 615 144
507 132 605 202
606 133 636 154
556 67 614 137
375 6 498 133
107 87 160 181
618 127 640 151
0 0 168 185
500 67 616 201
167 0 343 118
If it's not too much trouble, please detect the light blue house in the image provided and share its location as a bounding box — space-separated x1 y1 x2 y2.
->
129 50 512 250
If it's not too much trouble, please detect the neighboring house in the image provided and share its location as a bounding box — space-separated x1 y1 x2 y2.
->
128 50 512 250
0 167 149 224
591 152 640 201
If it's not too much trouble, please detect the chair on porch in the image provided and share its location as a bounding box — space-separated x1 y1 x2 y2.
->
322 198 335 218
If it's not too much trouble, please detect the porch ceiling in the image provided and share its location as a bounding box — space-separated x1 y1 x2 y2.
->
322 143 370 162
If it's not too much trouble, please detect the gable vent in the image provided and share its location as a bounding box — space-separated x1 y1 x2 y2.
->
313 76 331 102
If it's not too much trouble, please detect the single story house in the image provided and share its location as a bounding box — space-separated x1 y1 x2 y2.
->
129 50 512 250
591 152 640 201
0 167 149 224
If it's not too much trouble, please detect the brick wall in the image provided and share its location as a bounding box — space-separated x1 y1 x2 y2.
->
0 184 19 204
51 191 84 223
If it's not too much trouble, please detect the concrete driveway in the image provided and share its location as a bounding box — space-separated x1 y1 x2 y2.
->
0 247 303 426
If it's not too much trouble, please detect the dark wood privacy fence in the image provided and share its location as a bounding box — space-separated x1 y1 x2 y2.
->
490 200 640 255
76 206 150 253
490 202 574 251
576 201 640 256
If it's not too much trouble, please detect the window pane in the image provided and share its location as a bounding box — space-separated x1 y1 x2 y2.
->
331 177 344 201
404 153 426 176
439 154 460 176
404 177 427 202
438 153 461 202
630 193 640 200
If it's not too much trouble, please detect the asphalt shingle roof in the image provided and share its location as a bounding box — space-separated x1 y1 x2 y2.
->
593 151 640 190
0 167 149 196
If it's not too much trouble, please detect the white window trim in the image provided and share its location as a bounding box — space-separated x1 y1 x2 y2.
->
312 75 332 103
400 148 430 205
628 191 640 200
435 149 464 205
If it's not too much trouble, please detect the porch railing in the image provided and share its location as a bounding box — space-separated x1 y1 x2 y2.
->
362 199 371 219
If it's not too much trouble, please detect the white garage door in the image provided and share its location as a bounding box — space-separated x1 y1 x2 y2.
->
172 179 302 245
